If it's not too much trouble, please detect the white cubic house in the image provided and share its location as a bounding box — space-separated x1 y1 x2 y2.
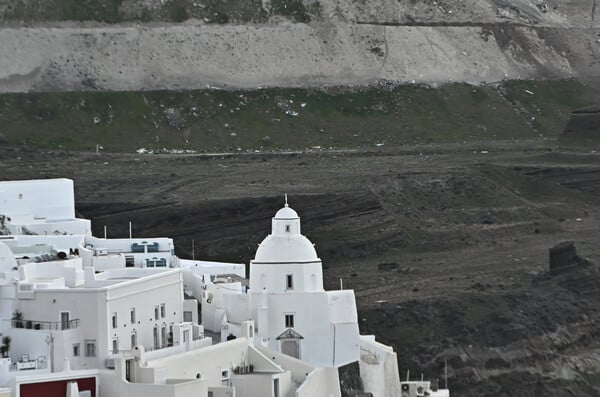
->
0 178 449 397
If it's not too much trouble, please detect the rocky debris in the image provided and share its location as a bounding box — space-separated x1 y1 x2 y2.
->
377 262 399 271
549 241 593 275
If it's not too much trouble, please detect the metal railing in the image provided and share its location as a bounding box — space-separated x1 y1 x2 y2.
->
12 318 80 330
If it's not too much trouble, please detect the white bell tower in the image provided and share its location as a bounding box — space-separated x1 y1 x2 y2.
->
249 198 323 293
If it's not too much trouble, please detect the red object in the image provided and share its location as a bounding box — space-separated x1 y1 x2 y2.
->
20 377 96 397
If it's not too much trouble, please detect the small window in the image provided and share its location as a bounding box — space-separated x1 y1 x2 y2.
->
154 306 159 320
274 378 280 397
160 303 166 318
112 313 117 329
286 274 293 290
161 326 167 347
112 339 119 354
183 311 193 322
130 308 136 324
72 343 80 357
285 224 290 233
85 340 96 357
285 314 294 328
131 332 137 349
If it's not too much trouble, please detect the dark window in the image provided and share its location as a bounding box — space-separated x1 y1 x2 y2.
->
285 314 294 328
286 274 293 290
85 340 96 357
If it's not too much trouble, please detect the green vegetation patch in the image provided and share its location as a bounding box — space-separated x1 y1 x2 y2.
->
499 79 598 138
2 0 319 24
7 0 125 23
0 79 596 153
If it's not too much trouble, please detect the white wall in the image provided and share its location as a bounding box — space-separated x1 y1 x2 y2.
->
85 237 174 254
19 258 82 284
247 291 360 368
21 219 91 236
231 371 291 397
254 345 314 384
179 260 245 278
0 179 75 223
359 336 401 397
100 361 208 397
4 235 85 255
5 328 52 370
145 338 252 386
105 270 184 354
249 262 323 293
296 367 341 397
16 269 184 369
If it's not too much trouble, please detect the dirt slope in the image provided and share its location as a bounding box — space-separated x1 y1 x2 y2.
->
0 0 598 92
2 144 600 395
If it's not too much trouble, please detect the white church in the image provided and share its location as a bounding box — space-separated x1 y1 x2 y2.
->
202 199 359 367
0 178 449 397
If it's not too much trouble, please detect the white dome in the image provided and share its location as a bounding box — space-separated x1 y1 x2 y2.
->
254 234 319 263
253 203 319 263
274 205 298 219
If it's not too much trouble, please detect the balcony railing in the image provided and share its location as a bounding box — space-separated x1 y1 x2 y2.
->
8 355 48 371
12 318 80 330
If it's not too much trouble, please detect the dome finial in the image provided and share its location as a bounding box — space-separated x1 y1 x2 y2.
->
284 193 288 207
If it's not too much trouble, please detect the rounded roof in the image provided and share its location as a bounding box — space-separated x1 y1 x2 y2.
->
274 205 298 219
253 203 319 263
254 234 319 263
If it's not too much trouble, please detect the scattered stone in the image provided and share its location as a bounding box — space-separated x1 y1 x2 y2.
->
377 262 400 271
549 241 593 275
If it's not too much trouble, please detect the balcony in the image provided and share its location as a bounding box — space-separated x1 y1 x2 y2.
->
12 318 80 331
9 354 48 371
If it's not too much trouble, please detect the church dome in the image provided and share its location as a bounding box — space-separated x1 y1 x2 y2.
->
274 206 298 220
253 202 319 263
254 234 318 263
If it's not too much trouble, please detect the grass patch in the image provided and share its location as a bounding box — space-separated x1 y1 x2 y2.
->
499 79 599 138
8 0 124 23
0 79 595 153
2 0 319 23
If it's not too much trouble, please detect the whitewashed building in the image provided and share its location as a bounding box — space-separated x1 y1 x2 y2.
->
0 179 449 397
